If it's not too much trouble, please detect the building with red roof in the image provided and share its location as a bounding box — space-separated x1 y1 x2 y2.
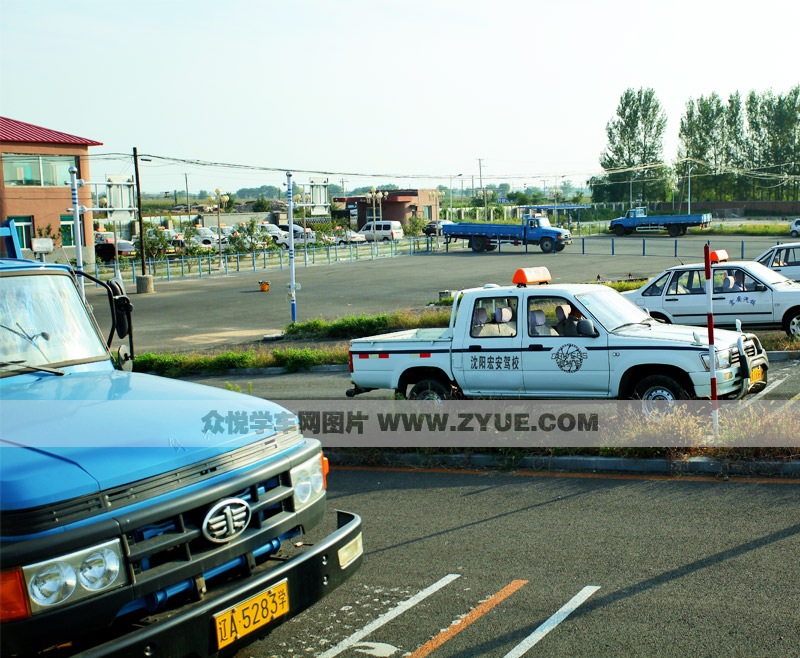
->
1 117 102 257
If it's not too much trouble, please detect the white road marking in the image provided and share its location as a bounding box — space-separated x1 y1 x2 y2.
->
744 375 787 403
502 585 601 657
316 574 461 658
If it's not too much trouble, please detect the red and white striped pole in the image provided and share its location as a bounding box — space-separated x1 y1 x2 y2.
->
704 244 719 433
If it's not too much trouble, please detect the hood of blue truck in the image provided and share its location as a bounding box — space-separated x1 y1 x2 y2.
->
0 371 303 511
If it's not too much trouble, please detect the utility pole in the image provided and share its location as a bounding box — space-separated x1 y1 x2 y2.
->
132 147 146 277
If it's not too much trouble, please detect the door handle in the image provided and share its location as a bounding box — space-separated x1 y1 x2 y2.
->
527 344 544 351
468 345 482 351
712 296 724 301
664 298 678 302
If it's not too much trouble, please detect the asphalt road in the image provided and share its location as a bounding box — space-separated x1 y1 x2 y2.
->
85 234 788 354
236 467 800 658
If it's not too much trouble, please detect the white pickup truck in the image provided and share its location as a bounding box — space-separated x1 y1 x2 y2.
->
346 267 769 402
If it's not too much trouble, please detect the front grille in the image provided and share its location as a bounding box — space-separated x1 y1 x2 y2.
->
124 474 294 588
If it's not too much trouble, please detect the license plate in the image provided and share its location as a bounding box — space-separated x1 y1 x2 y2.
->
214 580 289 650
750 366 764 383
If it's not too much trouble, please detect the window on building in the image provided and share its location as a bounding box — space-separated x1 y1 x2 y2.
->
8 216 33 249
60 215 75 247
2 154 78 187
423 206 432 220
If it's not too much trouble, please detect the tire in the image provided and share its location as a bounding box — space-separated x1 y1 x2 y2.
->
784 309 800 338
791 230 799 238
633 375 689 403
667 225 681 237
613 224 626 237
555 243 566 252
409 379 451 401
650 313 671 324
470 236 486 252
680 226 688 235
539 237 554 253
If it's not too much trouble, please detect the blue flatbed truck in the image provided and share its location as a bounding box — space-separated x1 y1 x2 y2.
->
0 220 363 657
442 213 572 253
609 206 712 237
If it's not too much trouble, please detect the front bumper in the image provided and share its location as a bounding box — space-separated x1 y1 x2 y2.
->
8 511 362 658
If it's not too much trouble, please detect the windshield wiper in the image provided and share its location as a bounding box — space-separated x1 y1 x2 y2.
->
0 323 50 358
0 360 65 376
613 320 653 331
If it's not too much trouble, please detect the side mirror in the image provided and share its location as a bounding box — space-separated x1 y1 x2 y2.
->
753 283 767 292
577 319 598 337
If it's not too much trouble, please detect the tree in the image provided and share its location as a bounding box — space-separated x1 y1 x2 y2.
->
593 88 670 203
252 196 270 212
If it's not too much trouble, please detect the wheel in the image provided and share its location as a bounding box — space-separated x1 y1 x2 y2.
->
470 236 486 252
539 237 554 253
650 313 671 324
791 230 799 238
409 379 451 401
667 225 681 237
633 375 689 403
680 226 688 235
784 310 800 338
613 224 626 237
555 243 566 252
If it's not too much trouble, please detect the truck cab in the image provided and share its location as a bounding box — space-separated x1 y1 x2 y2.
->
0 220 363 657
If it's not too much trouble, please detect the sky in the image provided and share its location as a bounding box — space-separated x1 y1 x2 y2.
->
1 0 798 196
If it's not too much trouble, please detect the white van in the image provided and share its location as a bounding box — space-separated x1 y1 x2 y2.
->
358 221 405 242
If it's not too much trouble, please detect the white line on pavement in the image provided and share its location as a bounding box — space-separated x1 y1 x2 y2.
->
502 585 601 658
316 573 462 658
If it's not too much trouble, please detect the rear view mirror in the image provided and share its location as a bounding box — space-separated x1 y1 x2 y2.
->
577 319 598 337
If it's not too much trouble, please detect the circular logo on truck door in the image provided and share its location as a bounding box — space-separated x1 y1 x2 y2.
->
551 343 588 373
202 498 251 543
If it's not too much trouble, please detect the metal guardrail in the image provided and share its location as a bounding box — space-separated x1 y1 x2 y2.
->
89 234 787 286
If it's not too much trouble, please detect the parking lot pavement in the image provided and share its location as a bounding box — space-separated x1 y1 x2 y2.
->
237 468 800 658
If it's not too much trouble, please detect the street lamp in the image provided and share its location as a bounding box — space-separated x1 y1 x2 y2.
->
687 164 697 215
364 187 385 248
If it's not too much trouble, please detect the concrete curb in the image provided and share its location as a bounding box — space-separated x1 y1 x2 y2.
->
327 451 800 478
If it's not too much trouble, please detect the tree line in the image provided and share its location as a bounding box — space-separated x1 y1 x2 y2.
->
591 85 799 205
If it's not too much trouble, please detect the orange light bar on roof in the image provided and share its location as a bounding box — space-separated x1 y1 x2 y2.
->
709 249 729 264
512 267 552 287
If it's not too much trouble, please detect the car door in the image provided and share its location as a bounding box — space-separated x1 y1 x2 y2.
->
761 245 800 282
661 268 708 324
454 294 524 396
520 293 610 397
712 266 775 328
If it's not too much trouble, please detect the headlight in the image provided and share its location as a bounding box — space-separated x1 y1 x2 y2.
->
701 349 732 370
291 454 327 511
22 540 127 614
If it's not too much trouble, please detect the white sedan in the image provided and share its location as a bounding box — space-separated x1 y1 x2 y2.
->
754 242 800 282
622 259 800 337
335 229 366 245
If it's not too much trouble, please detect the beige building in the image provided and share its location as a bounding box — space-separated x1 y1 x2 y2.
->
335 189 443 228
1 116 101 255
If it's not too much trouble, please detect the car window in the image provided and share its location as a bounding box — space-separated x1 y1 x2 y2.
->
642 272 670 297
667 270 705 295
470 296 518 338
526 295 578 337
716 268 758 293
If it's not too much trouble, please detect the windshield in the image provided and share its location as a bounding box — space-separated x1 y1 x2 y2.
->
576 286 652 331
741 261 797 286
0 273 108 372
537 216 552 228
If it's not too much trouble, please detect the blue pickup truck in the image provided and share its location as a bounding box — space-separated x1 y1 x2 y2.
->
609 207 712 237
0 220 363 657
442 214 572 253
